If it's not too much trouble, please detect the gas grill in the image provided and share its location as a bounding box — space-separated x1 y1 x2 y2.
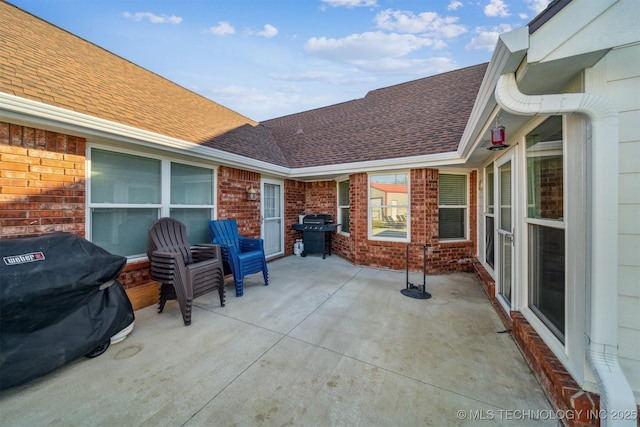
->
292 214 339 259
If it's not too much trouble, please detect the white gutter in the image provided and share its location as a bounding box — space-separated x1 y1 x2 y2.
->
1 92 464 180
289 151 464 179
457 26 529 159
495 73 636 427
0 92 290 177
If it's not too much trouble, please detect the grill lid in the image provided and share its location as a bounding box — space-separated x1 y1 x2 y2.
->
303 214 333 225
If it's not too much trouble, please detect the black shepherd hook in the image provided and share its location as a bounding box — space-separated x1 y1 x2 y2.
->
401 243 431 300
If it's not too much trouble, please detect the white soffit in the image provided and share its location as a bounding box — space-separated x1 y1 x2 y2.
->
528 0 637 63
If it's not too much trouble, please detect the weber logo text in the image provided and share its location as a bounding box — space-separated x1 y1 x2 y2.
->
3 252 46 265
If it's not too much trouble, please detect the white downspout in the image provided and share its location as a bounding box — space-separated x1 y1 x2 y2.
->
495 73 636 426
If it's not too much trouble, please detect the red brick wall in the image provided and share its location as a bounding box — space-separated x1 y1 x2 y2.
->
0 122 152 289
118 260 152 290
304 181 337 215
284 178 305 256
1 122 479 293
537 157 564 219
0 122 86 238
217 166 261 238
285 169 477 274
470 261 640 427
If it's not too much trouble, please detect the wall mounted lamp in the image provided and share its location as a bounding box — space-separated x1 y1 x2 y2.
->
246 185 258 201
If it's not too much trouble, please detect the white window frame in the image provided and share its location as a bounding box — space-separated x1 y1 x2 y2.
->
481 164 496 275
438 172 470 242
337 178 350 235
518 115 587 387
367 171 410 242
87 144 217 261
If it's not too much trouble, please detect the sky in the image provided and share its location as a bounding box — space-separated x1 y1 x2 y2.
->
9 0 551 121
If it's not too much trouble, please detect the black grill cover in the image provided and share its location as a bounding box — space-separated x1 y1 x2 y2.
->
0 232 135 390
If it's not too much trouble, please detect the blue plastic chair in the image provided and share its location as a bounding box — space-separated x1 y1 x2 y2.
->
209 219 268 297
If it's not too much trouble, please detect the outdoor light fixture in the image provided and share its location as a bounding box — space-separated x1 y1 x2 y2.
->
487 116 509 151
246 185 258 201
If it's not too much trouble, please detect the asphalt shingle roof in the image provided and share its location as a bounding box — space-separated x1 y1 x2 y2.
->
0 1 256 144
1 1 488 170
260 62 488 168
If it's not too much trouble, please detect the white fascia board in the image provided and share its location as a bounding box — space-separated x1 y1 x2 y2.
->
528 0 627 63
457 27 529 160
0 92 291 177
288 151 464 179
2 92 469 180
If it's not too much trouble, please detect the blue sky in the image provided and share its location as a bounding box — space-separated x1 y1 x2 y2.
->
10 0 550 121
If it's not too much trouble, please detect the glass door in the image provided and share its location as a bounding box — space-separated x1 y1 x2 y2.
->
496 154 514 309
261 178 283 259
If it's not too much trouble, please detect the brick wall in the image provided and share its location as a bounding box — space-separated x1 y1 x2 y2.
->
1 121 479 298
538 156 564 219
285 168 477 274
0 122 86 238
0 122 149 290
473 260 609 427
284 178 305 257
217 166 261 238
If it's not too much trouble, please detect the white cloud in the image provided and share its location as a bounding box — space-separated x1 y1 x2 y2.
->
527 0 551 14
270 70 344 82
305 32 442 62
448 1 463 11
321 0 377 8
123 12 182 24
374 9 467 38
207 21 236 36
351 56 459 75
209 84 338 121
250 24 279 38
484 0 510 18
465 24 512 51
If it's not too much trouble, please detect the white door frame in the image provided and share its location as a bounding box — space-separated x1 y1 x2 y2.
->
495 149 516 314
260 177 284 259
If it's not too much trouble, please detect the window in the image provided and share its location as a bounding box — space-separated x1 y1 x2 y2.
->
438 174 467 240
485 168 495 269
338 179 350 234
169 162 216 246
369 173 409 240
526 116 565 341
89 148 215 258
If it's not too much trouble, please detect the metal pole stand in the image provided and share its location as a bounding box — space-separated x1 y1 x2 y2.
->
401 243 432 300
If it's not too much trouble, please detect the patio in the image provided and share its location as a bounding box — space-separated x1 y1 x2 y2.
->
0 255 555 426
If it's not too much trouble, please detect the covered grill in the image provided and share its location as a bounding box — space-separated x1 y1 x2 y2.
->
292 214 339 259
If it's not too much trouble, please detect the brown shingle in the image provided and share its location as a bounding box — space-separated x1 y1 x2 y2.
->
0 2 256 143
261 63 488 168
1 2 487 170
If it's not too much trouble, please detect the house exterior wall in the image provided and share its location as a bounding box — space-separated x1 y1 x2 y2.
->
285 169 477 274
0 121 152 290
0 122 86 238
217 166 262 238
586 42 640 400
284 178 306 258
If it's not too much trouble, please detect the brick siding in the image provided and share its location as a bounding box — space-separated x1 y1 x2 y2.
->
0 122 86 238
473 260 606 427
2 121 477 292
284 169 477 275
0 122 148 289
216 166 262 238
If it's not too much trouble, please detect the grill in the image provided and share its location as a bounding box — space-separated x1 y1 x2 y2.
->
292 214 339 259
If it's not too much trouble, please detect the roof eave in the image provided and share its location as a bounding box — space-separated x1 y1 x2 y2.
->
288 151 464 181
0 92 291 177
456 27 529 161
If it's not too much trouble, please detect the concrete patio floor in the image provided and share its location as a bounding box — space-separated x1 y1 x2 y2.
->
0 255 556 426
